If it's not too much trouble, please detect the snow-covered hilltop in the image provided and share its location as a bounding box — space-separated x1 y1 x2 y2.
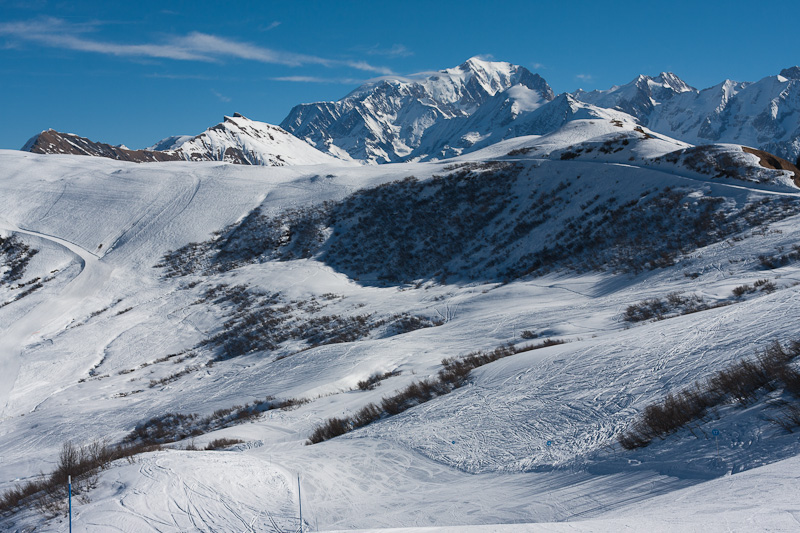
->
168 113 346 166
24 114 345 167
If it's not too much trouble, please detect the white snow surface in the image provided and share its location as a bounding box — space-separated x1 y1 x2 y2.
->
1 121 800 531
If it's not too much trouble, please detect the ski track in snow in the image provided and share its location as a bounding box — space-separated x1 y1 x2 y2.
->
0 222 112 419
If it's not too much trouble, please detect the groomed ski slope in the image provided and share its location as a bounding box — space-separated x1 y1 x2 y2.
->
1 119 800 531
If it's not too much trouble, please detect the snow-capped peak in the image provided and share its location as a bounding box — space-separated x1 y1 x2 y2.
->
280 58 553 164
654 71 694 93
170 114 349 166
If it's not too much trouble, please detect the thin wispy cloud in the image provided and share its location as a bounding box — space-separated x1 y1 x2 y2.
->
146 73 219 80
530 62 545 70
0 17 394 74
271 76 361 84
365 44 412 57
576 74 594 82
211 89 231 102
260 21 281 31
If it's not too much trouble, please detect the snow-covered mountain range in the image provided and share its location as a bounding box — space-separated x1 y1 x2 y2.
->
281 60 800 165
574 67 800 164
280 57 555 163
22 59 800 169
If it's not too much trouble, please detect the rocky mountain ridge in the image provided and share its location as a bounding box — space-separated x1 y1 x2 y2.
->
23 114 343 166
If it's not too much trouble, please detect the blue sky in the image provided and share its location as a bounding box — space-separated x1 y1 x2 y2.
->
1 0 798 150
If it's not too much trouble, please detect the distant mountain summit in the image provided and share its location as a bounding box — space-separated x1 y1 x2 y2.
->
572 68 800 164
780 66 800 80
280 57 554 163
572 72 694 119
23 114 343 166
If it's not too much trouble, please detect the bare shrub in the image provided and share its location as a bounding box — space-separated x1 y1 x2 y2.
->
732 284 755 297
308 417 350 444
771 405 800 432
124 394 306 446
624 292 716 323
618 340 800 449
205 438 245 450
0 440 162 518
357 369 402 391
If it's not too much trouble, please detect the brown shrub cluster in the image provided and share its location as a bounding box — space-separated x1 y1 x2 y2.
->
618 340 800 450
0 441 161 517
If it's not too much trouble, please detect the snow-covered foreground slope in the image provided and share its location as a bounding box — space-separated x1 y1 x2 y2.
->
1 121 800 531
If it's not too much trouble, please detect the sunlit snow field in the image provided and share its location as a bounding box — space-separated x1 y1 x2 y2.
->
1 119 800 531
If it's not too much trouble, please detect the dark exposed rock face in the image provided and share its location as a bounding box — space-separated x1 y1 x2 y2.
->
780 66 800 80
23 129 183 162
741 146 800 186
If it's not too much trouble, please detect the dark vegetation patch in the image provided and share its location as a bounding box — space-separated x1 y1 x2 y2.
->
0 440 162 518
508 190 799 277
204 438 245 450
308 339 565 444
357 369 402 391
0 235 53 308
157 162 800 285
623 292 729 323
758 244 800 269
124 396 308 446
194 284 441 362
617 340 800 450
732 279 776 298
0 235 38 285
506 146 536 156
118 350 197 376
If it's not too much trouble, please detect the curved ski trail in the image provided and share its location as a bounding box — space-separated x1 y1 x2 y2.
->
0 223 112 418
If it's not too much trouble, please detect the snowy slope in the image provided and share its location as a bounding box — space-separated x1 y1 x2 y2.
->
1 121 800 531
408 94 645 162
280 57 554 164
